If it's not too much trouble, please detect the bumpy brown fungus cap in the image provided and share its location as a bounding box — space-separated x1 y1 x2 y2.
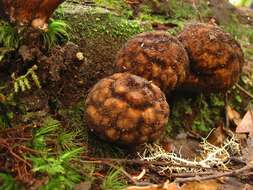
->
178 23 244 92
116 31 189 91
85 73 170 145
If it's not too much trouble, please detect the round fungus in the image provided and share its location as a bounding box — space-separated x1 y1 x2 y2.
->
85 72 170 145
116 31 189 92
178 23 244 92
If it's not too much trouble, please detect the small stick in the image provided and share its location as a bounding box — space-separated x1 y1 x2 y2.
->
225 92 230 128
236 84 253 99
9 149 32 167
0 124 35 134
170 171 214 178
175 164 253 183
75 158 138 185
19 145 41 154
78 156 214 170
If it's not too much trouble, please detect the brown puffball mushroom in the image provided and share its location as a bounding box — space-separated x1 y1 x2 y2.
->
85 73 170 146
178 23 244 92
115 31 189 92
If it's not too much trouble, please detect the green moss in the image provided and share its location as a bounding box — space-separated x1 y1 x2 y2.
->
223 21 253 43
192 94 224 134
168 93 224 136
95 0 132 18
69 13 148 41
244 47 253 60
58 100 88 140
166 97 193 135
0 173 23 190
58 0 211 44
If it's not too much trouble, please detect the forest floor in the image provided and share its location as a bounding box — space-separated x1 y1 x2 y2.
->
0 0 253 189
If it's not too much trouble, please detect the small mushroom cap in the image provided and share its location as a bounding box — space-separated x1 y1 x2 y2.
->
85 73 170 146
178 23 244 92
116 31 189 92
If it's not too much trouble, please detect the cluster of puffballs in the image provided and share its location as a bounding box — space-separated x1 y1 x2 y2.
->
84 22 244 146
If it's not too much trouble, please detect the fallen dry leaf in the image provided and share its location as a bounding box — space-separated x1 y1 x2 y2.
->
0 93 6 102
236 109 253 138
220 177 249 190
227 105 241 126
242 139 253 164
75 181 92 190
161 137 176 152
173 133 200 159
207 125 227 146
163 183 180 190
242 184 253 190
125 185 161 190
125 182 180 190
181 180 220 190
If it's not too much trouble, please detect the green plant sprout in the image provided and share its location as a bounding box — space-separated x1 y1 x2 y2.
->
101 169 127 190
42 19 70 48
0 21 20 48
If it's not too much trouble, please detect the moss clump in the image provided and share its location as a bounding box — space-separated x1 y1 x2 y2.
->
168 93 224 135
73 13 147 40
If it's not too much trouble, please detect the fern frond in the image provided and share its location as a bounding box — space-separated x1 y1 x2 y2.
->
30 117 85 189
0 173 21 190
60 147 84 161
35 117 60 137
39 168 82 190
30 147 84 189
33 117 60 150
31 156 65 175
57 131 78 150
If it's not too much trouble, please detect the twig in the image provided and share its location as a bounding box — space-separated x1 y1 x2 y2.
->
75 158 138 185
78 156 214 170
170 171 214 178
236 83 253 99
225 92 230 128
19 145 40 154
9 149 32 167
175 164 253 183
0 124 35 134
